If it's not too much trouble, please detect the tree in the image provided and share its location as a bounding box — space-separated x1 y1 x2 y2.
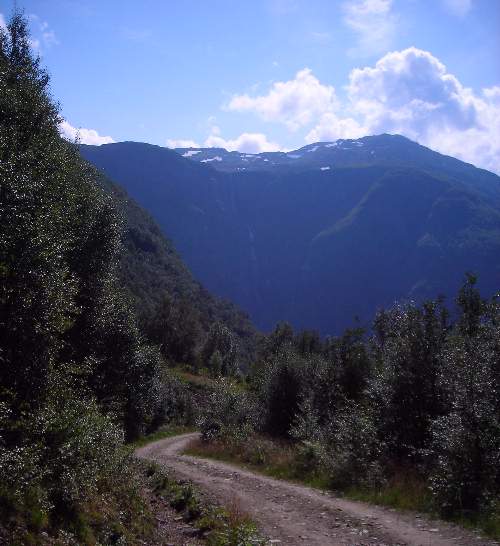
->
368 300 447 461
146 294 201 364
0 15 170 533
202 322 239 376
429 282 500 514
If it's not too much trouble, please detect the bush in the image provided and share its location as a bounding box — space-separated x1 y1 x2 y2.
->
198 379 259 443
429 328 500 515
327 405 386 490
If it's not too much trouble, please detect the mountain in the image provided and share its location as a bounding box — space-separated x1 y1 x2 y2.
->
97 173 258 361
174 135 500 202
81 135 500 335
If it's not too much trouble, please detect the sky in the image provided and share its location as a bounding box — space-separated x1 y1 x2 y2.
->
1 0 500 172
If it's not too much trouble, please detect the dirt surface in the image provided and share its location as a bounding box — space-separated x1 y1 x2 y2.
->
136 433 498 546
142 484 204 546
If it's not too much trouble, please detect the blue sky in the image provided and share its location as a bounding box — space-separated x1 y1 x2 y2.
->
1 0 499 171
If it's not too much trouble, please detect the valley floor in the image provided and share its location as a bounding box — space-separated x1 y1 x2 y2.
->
136 433 496 546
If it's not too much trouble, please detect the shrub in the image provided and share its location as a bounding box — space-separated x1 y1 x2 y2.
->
429 329 500 515
327 405 386 490
198 379 259 443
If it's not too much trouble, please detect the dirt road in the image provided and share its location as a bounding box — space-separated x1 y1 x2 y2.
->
136 433 496 546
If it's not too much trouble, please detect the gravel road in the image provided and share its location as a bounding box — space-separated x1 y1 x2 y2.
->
136 433 497 546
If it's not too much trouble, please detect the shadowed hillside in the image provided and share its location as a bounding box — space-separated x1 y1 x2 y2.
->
82 138 500 334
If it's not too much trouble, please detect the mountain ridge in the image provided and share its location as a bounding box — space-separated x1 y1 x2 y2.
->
81 135 500 334
172 134 500 201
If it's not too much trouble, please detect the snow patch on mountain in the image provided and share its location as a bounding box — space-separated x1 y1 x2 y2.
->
201 156 223 163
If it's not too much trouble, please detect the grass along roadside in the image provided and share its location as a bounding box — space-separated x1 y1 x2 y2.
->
129 424 197 448
184 435 500 541
170 365 251 393
142 460 266 546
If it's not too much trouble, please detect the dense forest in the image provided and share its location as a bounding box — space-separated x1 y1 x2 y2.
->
198 277 500 529
0 13 252 544
1 10 499 546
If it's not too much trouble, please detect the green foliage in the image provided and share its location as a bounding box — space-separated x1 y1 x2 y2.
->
257 350 305 436
0 12 177 542
209 350 224 377
207 276 500 531
146 294 201 364
368 300 447 461
148 463 265 546
198 379 259 442
326 404 385 490
202 322 240 377
429 297 500 514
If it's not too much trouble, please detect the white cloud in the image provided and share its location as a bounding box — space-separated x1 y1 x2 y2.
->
173 47 500 172
346 47 500 173
227 68 337 131
166 129 280 154
28 14 59 51
0 13 7 32
442 0 473 17
59 121 115 146
166 138 200 148
205 132 280 154
305 112 366 143
342 0 397 57
40 22 58 47
347 47 478 137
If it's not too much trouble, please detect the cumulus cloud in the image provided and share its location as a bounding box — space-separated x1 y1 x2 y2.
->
346 47 500 172
164 46 500 172
423 86 500 173
166 138 201 148
226 47 500 172
442 0 473 17
166 129 280 154
342 0 397 57
305 113 366 143
59 121 115 146
227 68 337 131
347 47 478 137
204 132 280 153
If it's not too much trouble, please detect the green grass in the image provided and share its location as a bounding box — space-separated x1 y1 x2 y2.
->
143 461 266 546
130 424 196 448
170 365 252 393
344 475 433 513
450 509 500 541
170 366 217 388
185 435 500 541
185 436 331 490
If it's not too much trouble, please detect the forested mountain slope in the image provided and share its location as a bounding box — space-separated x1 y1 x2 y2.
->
100 176 258 362
82 138 500 334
